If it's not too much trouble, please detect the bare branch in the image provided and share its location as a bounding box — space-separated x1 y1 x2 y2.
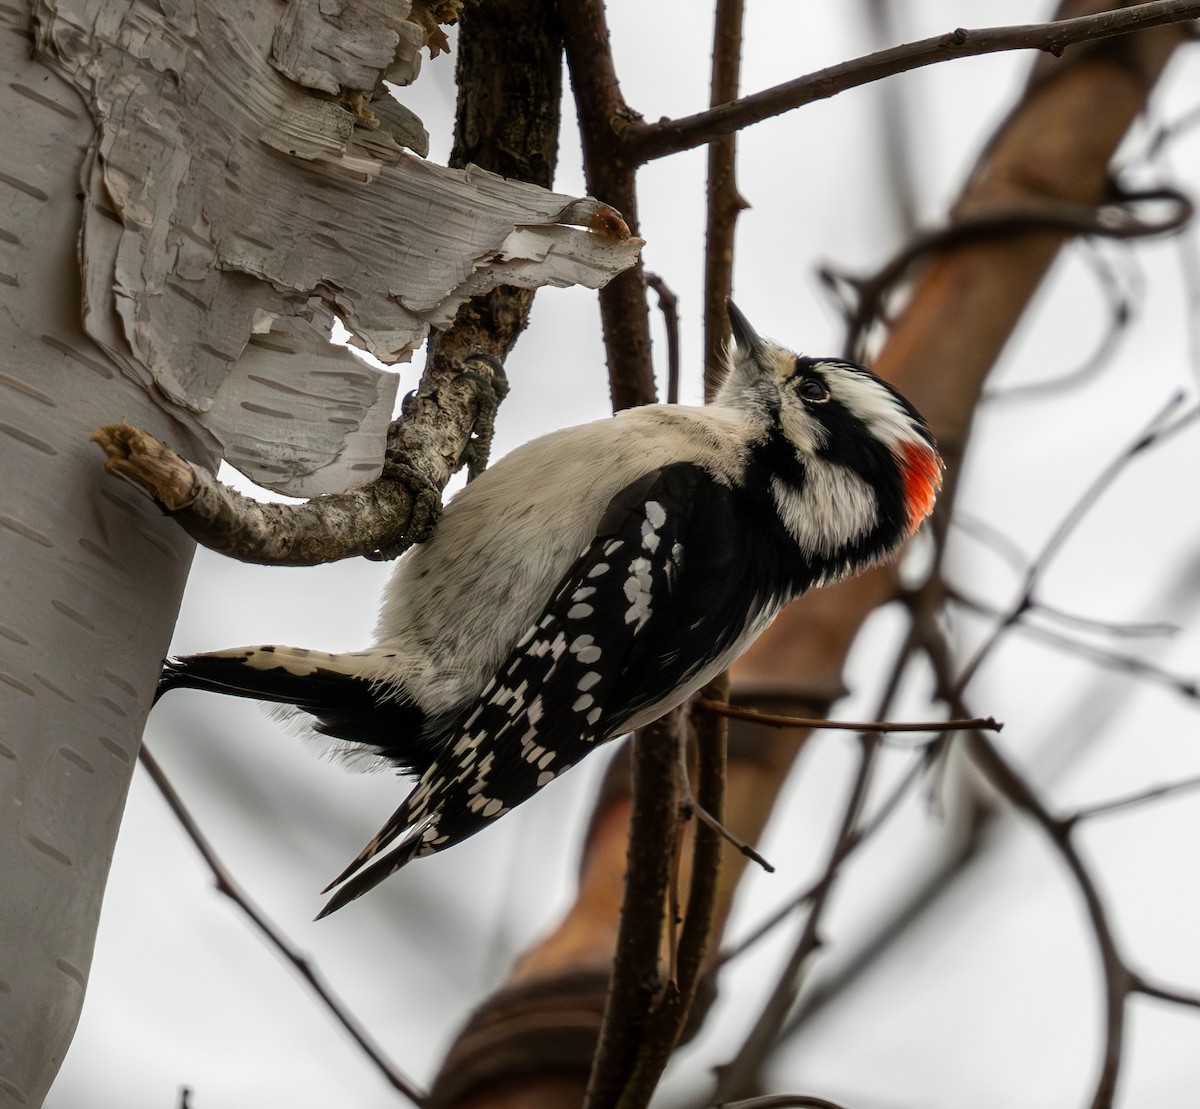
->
698 698 1001 735
963 731 1134 1108
1133 977 1200 1010
137 745 426 1106
952 395 1199 696
829 187 1192 362
712 733 881 1100
645 273 682 404
626 2 1200 161
712 1096 857 1109
92 354 508 564
584 713 680 1109
615 680 733 1108
560 0 656 410
1067 773 1200 823
703 0 747 399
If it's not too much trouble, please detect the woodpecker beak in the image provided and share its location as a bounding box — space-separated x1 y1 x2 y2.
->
727 300 766 357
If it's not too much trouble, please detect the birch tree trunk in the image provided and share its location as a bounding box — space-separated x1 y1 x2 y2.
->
0 13 205 1104
0 0 638 1100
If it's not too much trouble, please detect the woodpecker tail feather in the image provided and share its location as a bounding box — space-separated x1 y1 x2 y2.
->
316 820 431 918
156 647 436 776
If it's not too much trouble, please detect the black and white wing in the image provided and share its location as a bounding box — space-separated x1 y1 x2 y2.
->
319 461 802 915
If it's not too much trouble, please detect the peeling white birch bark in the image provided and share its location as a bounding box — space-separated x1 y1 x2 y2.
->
34 0 640 495
0 0 638 1100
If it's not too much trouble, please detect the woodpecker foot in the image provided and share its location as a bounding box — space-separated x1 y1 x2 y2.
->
457 354 510 482
376 459 442 557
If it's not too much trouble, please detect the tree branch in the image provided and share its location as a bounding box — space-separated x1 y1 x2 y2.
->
703 0 747 398
560 0 656 409
625 1 1200 161
91 355 507 564
584 713 681 1109
698 699 1001 735
137 745 426 1106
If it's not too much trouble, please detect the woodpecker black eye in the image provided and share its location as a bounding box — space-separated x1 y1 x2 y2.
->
798 376 829 402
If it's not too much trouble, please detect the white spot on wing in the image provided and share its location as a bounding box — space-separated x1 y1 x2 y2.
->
623 557 654 631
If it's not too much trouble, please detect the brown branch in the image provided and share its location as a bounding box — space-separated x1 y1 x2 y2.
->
713 1097 856 1109
560 0 655 410
828 186 1194 362
949 589 1200 702
712 733 882 1101
614 680 732 1109
584 713 681 1109
703 0 747 399
137 745 426 1106
1066 772 1200 823
698 699 1001 735
962 730 1133 1109
952 396 1198 697
1133 977 1200 1009
91 354 506 564
645 273 681 404
625 1 1200 161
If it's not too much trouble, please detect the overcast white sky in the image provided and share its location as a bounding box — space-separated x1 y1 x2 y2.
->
48 4 1200 1108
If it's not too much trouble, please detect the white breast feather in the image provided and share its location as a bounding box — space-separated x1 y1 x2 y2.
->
371 404 757 713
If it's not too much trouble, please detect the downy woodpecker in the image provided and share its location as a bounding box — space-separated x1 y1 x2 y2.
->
158 304 942 915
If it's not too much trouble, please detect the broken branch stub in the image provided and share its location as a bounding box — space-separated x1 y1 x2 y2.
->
35 0 641 496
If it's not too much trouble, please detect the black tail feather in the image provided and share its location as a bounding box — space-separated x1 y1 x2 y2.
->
317 833 427 918
154 649 438 776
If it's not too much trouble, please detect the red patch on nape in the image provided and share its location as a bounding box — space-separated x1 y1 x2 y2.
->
900 441 943 536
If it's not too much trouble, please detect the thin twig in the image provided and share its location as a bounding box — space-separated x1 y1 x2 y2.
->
697 698 1001 734
645 273 682 404
676 715 774 872
964 730 1133 1109
717 881 819 969
625 2 1200 160
828 187 1191 362
952 395 1197 698
949 590 1200 701
712 733 881 1101
137 745 427 1107
985 243 1138 403
1133 977 1200 1010
711 1096 856 1109
1066 772 1200 823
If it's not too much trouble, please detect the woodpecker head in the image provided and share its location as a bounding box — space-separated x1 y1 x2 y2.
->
719 301 942 580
